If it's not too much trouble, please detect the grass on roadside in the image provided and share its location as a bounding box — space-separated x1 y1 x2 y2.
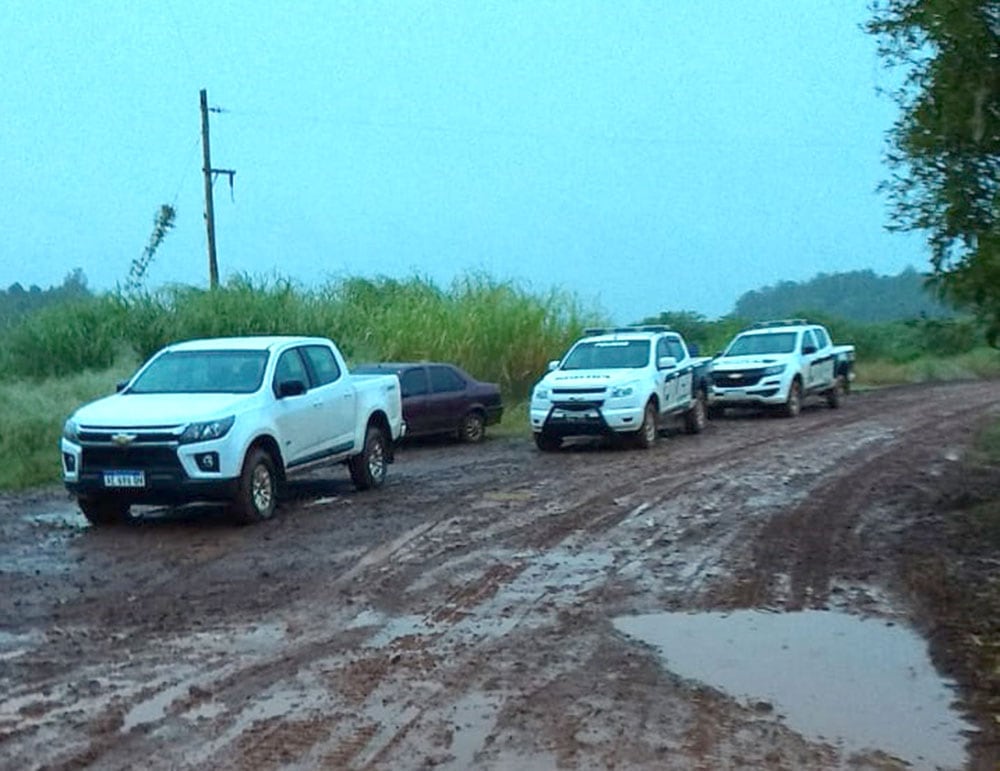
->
855 348 1000 387
0 362 134 490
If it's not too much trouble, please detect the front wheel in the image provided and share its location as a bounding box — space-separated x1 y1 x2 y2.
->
78 496 130 526
458 411 486 443
684 390 707 434
781 379 802 418
230 447 279 525
534 431 561 452
633 401 658 449
349 425 388 490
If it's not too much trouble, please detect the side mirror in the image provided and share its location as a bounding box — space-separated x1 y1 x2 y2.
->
714 351 724 359
688 343 700 357
658 356 678 370
115 379 130 393
802 344 817 355
277 379 307 398
547 360 560 372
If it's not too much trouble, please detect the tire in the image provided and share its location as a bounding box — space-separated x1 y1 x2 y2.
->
230 447 278 525
349 425 388 490
534 431 561 452
826 376 845 409
78 496 130 526
458 411 486 443
781 379 802 418
684 390 707 434
707 404 725 420
633 401 658 449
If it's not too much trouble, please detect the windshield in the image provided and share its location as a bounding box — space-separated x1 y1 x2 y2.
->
561 340 650 370
725 332 796 356
129 350 269 394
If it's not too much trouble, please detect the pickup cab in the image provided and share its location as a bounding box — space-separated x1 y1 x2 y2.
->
60 336 405 525
530 325 713 450
708 320 855 418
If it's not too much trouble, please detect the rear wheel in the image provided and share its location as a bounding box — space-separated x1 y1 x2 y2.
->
684 390 707 434
78 496 130 526
633 401 658 449
230 447 279 525
826 376 845 409
781 379 802 418
349 425 388 490
534 431 561 452
458 411 486 443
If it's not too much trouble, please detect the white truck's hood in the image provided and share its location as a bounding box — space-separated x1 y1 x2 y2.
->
540 370 640 390
72 393 253 427
711 355 787 372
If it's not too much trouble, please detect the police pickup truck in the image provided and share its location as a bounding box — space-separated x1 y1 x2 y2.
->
60 336 405 525
708 320 855 418
530 325 712 451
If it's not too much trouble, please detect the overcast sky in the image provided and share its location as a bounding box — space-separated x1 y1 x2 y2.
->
1 1 925 322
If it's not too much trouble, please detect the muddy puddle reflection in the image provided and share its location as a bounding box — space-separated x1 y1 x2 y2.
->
614 609 971 769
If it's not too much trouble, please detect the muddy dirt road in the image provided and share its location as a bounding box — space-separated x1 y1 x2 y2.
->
2 381 999 770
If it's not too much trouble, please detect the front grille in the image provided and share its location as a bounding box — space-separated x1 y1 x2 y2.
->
81 446 184 474
713 370 764 388
552 400 604 410
552 387 607 396
79 425 182 444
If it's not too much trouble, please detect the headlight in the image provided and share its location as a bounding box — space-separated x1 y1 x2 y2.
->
179 416 235 444
761 364 787 377
610 382 637 398
62 418 80 442
533 387 549 401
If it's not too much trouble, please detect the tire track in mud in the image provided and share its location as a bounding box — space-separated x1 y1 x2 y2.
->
2 381 998 769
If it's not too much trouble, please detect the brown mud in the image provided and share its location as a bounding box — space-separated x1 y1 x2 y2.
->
1 380 999 770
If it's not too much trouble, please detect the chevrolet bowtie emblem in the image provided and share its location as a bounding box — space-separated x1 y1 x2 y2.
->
111 433 137 446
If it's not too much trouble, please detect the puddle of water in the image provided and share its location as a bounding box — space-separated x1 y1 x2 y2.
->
0 629 41 661
614 609 971 769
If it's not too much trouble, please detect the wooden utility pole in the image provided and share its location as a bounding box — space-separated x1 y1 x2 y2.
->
200 89 219 288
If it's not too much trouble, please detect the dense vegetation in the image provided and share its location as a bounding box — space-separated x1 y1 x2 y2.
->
0 269 91 328
868 1 1000 342
733 267 953 322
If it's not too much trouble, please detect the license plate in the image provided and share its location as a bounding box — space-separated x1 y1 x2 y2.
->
554 409 598 421
103 470 145 488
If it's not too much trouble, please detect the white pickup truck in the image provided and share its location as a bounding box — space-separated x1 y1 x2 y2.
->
60 336 405 525
530 325 713 450
708 320 855 418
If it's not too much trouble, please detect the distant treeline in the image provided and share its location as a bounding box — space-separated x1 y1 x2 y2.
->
732 267 954 322
0 269 91 327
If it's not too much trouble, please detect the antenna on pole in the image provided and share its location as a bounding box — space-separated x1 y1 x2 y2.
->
200 88 235 289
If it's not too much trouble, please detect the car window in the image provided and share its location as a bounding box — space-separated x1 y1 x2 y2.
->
726 332 796 356
801 330 818 352
813 327 830 348
562 340 650 370
400 368 429 397
273 348 310 393
129 350 267 394
429 366 465 393
302 345 341 386
665 336 686 361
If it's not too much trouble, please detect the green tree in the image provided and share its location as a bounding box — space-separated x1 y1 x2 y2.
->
867 1 1000 341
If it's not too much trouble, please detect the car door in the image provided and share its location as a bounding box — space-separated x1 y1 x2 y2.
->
656 337 678 410
271 347 323 464
801 329 830 390
809 326 836 388
427 365 468 433
399 367 431 435
301 344 356 454
666 336 693 409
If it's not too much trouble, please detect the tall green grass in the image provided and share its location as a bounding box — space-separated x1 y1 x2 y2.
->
0 362 135 490
0 273 598 398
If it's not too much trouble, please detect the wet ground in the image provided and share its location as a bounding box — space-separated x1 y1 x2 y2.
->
1 380 999 770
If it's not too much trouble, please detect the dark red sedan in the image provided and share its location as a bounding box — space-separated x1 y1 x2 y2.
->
352 362 503 442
